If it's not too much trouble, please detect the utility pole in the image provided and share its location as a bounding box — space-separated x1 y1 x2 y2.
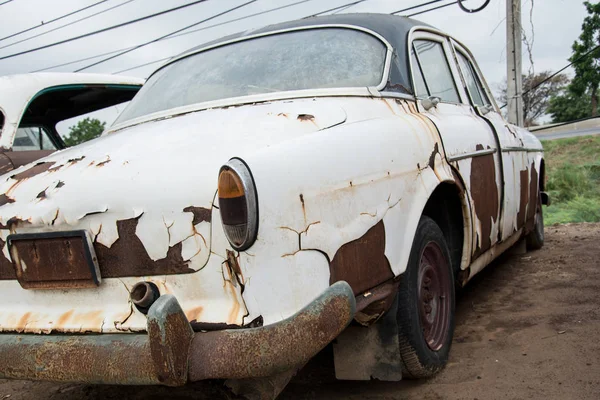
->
506 0 524 127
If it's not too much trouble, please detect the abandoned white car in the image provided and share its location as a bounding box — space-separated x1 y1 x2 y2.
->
0 73 143 173
0 14 547 397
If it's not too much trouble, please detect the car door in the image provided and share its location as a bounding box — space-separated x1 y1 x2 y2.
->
450 40 529 240
409 31 502 259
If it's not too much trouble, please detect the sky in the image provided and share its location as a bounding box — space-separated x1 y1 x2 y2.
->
0 0 590 133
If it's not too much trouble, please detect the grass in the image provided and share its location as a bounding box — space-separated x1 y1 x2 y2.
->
541 135 600 225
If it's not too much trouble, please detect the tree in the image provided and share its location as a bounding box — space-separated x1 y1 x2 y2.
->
570 1 600 116
498 71 569 126
547 86 592 123
63 118 106 147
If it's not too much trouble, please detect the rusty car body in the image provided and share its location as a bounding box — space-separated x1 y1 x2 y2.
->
0 73 143 173
0 14 548 397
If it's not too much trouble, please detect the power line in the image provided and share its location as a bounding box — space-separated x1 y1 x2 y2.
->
113 56 171 74
390 0 445 15
76 0 257 72
407 0 461 17
500 43 600 109
42 0 314 74
0 0 15 6
0 0 109 42
0 0 136 51
0 0 208 61
113 0 375 74
305 0 366 18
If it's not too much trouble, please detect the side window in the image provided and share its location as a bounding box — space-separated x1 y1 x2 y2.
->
410 46 429 97
13 127 57 151
456 52 490 107
412 40 460 103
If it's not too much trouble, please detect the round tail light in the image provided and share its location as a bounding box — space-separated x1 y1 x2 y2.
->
218 159 258 251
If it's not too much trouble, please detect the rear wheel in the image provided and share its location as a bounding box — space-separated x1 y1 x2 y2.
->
526 194 544 250
396 216 455 378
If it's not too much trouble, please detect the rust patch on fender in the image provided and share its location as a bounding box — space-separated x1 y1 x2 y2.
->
11 161 55 180
297 114 314 122
95 218 194 277
0 193 14 206
470 145 499 258
182 206 211 225
517 169 529 228
329 220 394 295
96 159 111 167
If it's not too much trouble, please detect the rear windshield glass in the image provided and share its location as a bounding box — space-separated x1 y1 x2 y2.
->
115 28 387 124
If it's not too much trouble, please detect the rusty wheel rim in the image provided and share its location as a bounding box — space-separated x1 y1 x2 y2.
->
417 241 451 351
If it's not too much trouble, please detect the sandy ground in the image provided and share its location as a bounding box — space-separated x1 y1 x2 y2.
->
1 223 599 400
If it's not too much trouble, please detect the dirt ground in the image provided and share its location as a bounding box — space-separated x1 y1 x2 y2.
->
1 223 599 400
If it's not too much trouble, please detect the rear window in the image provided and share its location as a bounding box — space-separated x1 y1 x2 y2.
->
115 28 387 124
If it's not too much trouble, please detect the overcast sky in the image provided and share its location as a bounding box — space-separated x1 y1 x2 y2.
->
0 0 589 131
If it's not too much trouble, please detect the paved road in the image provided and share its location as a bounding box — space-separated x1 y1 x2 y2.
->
534 126 600 140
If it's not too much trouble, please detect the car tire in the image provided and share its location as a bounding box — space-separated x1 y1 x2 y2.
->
526 194 544 250
396 216 455 379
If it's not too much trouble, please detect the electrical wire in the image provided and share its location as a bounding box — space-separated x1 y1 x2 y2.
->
33 0 314 73
76 0 256 72
0 0 109 42
304 0 366 18
0 0 14 6
390 0 445 15
407 0 462 17
458 0 490 13
0 0 136 51
0 0 208 61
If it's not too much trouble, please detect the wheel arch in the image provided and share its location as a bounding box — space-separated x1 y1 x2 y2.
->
420 175 472 283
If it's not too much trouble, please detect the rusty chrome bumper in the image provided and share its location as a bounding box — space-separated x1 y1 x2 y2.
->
0 281 355 386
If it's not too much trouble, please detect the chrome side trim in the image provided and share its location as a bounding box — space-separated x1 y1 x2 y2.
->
501 147 543 153
447 148 496 162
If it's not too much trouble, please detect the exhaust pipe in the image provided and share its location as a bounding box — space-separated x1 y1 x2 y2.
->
130 281 160 314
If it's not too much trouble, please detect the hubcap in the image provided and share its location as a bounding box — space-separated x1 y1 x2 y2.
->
417 241 451 351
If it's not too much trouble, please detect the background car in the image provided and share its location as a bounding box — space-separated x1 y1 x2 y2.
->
0 73 143 174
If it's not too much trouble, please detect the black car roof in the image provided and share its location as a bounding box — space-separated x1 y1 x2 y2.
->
176 13 434 95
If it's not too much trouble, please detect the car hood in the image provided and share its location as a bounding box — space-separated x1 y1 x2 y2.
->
0 99 347 273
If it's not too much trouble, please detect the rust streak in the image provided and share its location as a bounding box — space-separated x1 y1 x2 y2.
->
11 161 55 180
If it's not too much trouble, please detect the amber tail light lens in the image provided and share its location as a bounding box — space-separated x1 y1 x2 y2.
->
218 159 258 251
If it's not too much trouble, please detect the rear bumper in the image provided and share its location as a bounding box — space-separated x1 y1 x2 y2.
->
0 281 355 386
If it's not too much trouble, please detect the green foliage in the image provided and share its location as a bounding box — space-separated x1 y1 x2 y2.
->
546 163 591 202
545 196 600 225
63 118 106 147
542 135 600 224
569 1 600 116
547 86 592 123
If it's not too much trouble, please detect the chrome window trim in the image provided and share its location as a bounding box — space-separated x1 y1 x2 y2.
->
450 38 501 114
447 147 497 162
408 30 468 106
153 24 394 92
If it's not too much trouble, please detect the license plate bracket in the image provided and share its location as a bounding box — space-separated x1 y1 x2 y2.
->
7 230 101 289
